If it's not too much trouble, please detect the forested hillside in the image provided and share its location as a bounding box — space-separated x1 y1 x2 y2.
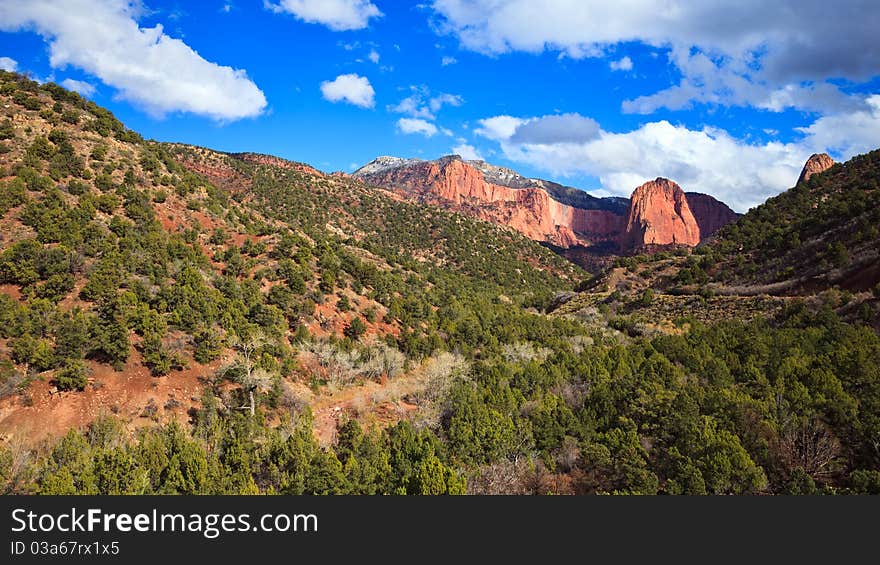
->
700 150 880 294
0 72 879 495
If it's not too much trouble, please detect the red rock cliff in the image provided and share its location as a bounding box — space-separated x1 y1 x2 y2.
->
357 157 737 254
360 158 625 248
622 178 701 250
797 153 834 184
685 192 739 239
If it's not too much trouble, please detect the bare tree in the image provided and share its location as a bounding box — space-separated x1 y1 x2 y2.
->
411 352 469 430
223 333 273 417
775 417 842 482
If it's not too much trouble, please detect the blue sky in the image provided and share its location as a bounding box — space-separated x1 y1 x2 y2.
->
1 1 879 211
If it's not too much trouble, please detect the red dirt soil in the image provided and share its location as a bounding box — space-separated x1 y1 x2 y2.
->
0 349 228 446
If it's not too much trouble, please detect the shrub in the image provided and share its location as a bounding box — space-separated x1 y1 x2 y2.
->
344 317 367 341
55 359 90 391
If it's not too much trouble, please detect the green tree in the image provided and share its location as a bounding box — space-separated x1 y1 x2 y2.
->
55 359 89 391
193 326 224 364
344 316 367 341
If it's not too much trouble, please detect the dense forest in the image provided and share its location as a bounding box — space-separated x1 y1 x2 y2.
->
0 71 878 495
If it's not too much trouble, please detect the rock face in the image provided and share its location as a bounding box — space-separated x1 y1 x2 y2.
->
622 178 701 250
797 153 834 184
685 192 739 239
355 155 626 248
355 155 737 255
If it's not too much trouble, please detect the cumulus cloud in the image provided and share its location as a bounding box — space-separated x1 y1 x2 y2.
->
389 86 463 120
0 0 266 120
320 73 375 108
397 118 440 137
0 57 17 72
609 56 632 72
622 47 868 115
452 143 483 160
474 115 526 141
430 0 880 114
510 113 600 144
441 55 457 66
795 95 880 157
60 78 95 96
368 49 380 64
267 0 381 31
474 108 880 212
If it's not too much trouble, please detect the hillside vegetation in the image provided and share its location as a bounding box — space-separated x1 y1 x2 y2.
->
704 150 880 294
0 73 879 495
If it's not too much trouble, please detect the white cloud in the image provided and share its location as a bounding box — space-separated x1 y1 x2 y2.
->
320 73 375 108
390 95 430 119
397 118 440 137
474 115 526 141
0 56 17 72
0 0 266 120
267 0 381 31
368 49 380 63
474 107 880 212
60 78 95 96
389 86 463 120
441 55 457 66
452 143 483 160
429 92 463 113
622 47 866 115
795 95 880 157
510 113 600 144
609 56 632 71
431 0 880 114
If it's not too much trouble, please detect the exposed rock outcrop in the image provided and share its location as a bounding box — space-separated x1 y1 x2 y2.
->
685 192 739 239
355 156 625 248
797 153 834 184
622 178 701 250
355 155 738 255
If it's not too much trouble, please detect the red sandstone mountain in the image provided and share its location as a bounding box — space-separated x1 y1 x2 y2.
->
354 156 626 248
797 153 835 184
354 155 737 255
622 178 701 249
685 192 739 239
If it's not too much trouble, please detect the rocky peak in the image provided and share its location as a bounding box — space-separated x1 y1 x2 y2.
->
353 155 423 176
354 156 737 259
797 153 834 184
353 155 628 250
464 159 533 188
622 178 701 250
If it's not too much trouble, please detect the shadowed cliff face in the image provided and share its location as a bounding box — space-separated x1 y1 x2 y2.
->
685 192 740 239
797 153 835 184
622 178 701 250
354 155 738 254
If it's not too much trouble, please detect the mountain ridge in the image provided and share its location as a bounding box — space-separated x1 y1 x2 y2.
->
355 154 739 258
